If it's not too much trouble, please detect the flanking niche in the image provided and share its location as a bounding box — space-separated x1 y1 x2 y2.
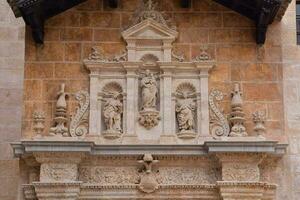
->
100 82 124 139
174 82 198 139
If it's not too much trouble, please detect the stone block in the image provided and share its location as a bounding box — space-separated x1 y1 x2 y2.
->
216 44 256 62
61 28 93 41
243 83 282 101
36 43 64 61
94 29 121 42
64 43 81 62
24 80 43 101
80 12 120 28
54 63 89 79
25 63 54 79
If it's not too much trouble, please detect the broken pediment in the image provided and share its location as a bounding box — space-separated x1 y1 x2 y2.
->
122 19 178 41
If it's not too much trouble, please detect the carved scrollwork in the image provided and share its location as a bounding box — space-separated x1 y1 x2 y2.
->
209 90 230 138
70 91 90 137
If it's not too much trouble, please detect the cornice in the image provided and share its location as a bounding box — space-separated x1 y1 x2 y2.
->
11 138 288 158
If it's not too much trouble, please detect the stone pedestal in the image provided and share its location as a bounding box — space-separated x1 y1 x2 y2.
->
32 152 83 200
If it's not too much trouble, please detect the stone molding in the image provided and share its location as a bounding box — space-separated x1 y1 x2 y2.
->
217 181 277 200
11 139 287 157
33 182 82 200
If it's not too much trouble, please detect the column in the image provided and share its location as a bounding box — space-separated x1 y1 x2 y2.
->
160 67 176 143
88 73 101 136
33 152 83 200
199 67 210 137
123 65 139 143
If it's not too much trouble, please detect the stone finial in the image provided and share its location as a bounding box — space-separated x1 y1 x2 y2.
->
32 111 45 137
137 154 159 193
49 83 69 137
253 110 267 136
229 83 248 137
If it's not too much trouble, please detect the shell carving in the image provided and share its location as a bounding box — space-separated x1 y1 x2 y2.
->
70 91 90 137
209 90 230 138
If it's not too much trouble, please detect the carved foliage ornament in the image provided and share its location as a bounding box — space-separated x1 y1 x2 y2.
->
33 111 46 137
209 90 230 138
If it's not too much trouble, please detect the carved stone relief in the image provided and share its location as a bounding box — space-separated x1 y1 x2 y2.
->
32 111 45 137
253 110 267 136
175 83 197 139
49 83 69 137
79 167 139 184
138 70 160 129
209 89 230 138
137 154 159 193
102 82 124 139
40 163 78 182
229 83 248 137
69 91 90 138
222 163 260 182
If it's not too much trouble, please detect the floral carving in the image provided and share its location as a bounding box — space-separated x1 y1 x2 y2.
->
222 163 259 182
209 89 230 138
79 167 139 184
40 163 77 182
70 91 89 137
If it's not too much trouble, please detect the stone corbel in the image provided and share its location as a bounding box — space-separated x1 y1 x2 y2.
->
32 152 84 200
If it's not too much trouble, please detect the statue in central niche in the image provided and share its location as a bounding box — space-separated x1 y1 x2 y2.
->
139 69 160 129
141 69 158 110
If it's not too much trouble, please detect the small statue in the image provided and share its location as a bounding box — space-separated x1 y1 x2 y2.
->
49 83 69 137
33 111 45 137
193 46 211 61
103 92 123 136
140 69 158 110
138 69 160 129
137 154 159 193
175 91 196 134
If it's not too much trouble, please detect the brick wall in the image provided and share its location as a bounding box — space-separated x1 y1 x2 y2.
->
0 0 25 199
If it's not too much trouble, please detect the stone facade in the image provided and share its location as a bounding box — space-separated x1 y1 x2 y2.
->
1 0 300 199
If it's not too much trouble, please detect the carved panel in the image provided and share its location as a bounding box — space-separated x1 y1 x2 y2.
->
222 163 259 182
40 163 78 182
79 167 139 184
157 167 219 184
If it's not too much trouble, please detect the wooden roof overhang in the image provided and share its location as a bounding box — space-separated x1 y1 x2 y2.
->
7 0 292 45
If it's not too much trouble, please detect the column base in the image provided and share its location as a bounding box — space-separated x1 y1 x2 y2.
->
217 181 277 200
33 182 82 200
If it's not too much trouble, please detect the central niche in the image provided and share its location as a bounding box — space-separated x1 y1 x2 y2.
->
83 0 215 144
